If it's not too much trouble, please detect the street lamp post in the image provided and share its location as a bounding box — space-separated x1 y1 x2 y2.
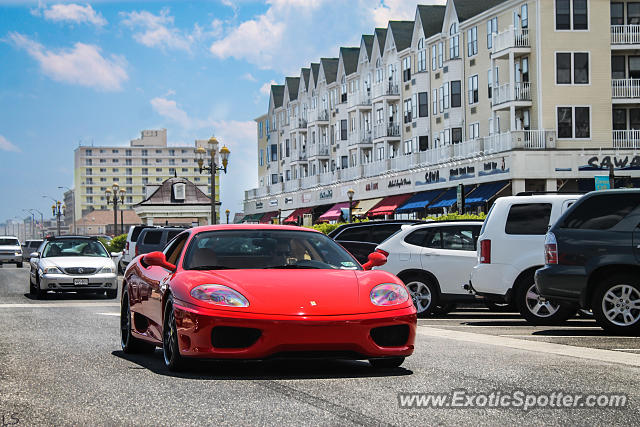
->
58 186 75 234
225 209 230 224
30 209 44 239
51 202 64 236
195 136 231 225
347 188 355 223
105 183 125 237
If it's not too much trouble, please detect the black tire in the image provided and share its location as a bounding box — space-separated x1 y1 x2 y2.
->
515 274 576 326
106 289 117 299
432 303 456 316
163 295 185 371
591 274 640 335
369 357 405 369
121 291 156 354
31 275 43 299
403 274 440 317
16 262 23 268
484 301 516 312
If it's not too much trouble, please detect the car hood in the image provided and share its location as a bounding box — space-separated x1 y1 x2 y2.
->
176 269 409 316
39 256 114 270
0 245 21 251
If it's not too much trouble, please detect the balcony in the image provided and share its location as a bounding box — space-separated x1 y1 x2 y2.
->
360 130 372 145
612 79 640 101
611 25 640 47
491 27 530 57
310 109 329 124
348 92 373 110
492 82 531 108
318 172 335 185
389 155 414 171
309 145 330 158
340 166 362 181
613 130 640 148
452 139 483 159
372 82 400 100
284 179 300 192
363 160 389 177
292 118 308 130
300 175 319 189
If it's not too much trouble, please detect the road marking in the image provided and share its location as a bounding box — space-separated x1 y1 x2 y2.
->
613 349 640 351
417 326 640 367
97 312 120 316
0 302 119 308
499 334 637 338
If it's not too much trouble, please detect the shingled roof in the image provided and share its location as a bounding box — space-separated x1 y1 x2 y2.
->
453 0 509 22
301 67 310 91
136 177 211 207
374 28 387 54
320 58 339 84
271 85 284 108
388 21 415 52
310 63 320 88
340 47 360 76
417 4 447 39
285 77 300 101
362 34 374 60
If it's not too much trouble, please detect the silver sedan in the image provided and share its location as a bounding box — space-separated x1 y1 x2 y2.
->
29 237 118 299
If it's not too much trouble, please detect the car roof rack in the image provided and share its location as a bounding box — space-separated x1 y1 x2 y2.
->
515 191 587 196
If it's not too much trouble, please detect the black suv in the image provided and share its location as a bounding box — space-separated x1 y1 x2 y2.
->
328 220 426 264
535 189 640 334
135 227 187 256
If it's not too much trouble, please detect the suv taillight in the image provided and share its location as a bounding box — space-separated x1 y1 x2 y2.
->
480 240 491 264
135 245 139 257
545 232 558 265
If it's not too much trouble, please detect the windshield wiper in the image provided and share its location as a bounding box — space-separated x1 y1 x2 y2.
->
188 265 234 270
264 265 321 269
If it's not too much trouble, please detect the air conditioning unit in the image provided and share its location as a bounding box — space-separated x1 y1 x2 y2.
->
471 107 477 115
436 117 441 124
444 112 449 119
405 126 410 132
405 84 410 91
470 59 476 67
435 72 440 79
332 146 337 152
412 122 417 128
411 78 416 85
443 66 448 73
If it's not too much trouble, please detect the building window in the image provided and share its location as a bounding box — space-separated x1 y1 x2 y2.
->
487 17 497 49
438 86 444 113
467 26 478 57
630 56 640 78
521 4 529 28
556 52 589 84
403 99 412 123
259 149 264 166
432 89 438 115
451 128 463 144
451 81 461 108
468 75 479 104
86 149 92 156
431 45 437 70
419 135 429 151
142 159 148 165
469 122 480 140
126 168 132 175
613 108 626 130
557 106 590 139
418 38 427 72
449 23 459 59
142 149 147 156
142 168 148 175
419 92 428 117
258 121 263 138
112 159 118 163
86 159 92 165
402 56 411 82
270 144 278 161
403 139 412 155
341 120 347 140
438 42 444 68
628 2 640 24
125 149 131 156
556 0 588 30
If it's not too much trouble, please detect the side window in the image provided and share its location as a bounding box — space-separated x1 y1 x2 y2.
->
424 229 442 249
562 194 640 230
441 226 479 251
164 233 189 266
166 230 183 243
505 204 552 235
370 225 402 244
143 230 163 245
336 227 370 242
404 228 431 246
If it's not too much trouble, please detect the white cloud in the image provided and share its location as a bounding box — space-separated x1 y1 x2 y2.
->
259 80 277 96
0 135 20 152
120 8 195 52
241 73 256 82
34 3 107 27
370 0 445 27
150 97 191 128
6 32 128 91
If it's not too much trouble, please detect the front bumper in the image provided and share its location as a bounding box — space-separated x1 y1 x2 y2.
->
38 272 118 291
171 299 417 360
535 265 588 307
0 254 22 263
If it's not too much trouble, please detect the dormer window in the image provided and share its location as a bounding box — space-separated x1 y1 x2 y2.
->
340 75 347 103
418 38 427 72
449 23 460 59
172 183 186 201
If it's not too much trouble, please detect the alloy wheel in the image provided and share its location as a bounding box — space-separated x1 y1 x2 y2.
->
406 281 432 314
601 284 640 327
524 284 560 318
163 306 176 366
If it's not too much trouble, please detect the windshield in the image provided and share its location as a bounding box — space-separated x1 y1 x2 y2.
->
0 238 19 246
183 229 361 270
42 239 109 258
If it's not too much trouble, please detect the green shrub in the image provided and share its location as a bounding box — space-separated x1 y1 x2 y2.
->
98 234 127 253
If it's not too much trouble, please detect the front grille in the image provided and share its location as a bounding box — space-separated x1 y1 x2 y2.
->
370 325 409 347
211 326 261 348
63 267 97 275
0 250 16 255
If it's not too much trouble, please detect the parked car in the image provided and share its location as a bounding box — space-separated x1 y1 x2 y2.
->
119 225 157 273
536 189 640 334
469 193 581 325
133 227 186 259
21 240 43 261
374 221 483 316
328 220 427 264
29 236 118 299
0 236 23 268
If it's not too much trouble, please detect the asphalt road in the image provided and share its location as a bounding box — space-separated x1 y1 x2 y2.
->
0 265 639 426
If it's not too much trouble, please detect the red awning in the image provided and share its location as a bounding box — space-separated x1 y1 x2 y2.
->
259 211 279 224
317 202 352 222
283 207 313 223
366 194 413 217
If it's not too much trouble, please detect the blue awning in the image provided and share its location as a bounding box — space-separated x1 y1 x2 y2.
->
465 181 510 206
396 189 446 213
429 186 475 209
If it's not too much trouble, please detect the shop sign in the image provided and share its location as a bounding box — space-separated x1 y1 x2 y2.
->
388 178 411 188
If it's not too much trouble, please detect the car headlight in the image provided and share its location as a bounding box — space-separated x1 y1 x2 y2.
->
98 266 115 274
191 284 250 307
42 266 62 274
370 283 409 306
15 251 22 256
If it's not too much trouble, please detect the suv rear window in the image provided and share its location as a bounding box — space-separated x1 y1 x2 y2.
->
166 230 183 241
335 227 370 242
505 203 552 235
370 225 403 244
131 226 150 242
142 230 163 244
562 193 640 230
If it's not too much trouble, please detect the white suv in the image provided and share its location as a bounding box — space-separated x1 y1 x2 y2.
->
119 225 156 273
469 194 581 325
374 221 483 316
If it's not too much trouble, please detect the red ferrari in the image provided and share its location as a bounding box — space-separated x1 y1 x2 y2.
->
120 224 416 371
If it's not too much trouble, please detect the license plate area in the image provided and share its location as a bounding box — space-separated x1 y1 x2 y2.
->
73 278 89 286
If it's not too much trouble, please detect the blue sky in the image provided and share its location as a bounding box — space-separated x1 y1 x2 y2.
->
0 0 438 225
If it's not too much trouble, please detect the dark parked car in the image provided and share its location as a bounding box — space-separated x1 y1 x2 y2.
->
21 240 43 261
328 220 426 264
135 227 186 256
535 189 640 334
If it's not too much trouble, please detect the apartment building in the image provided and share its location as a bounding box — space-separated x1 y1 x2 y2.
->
74 129 217 222
246 0 640 222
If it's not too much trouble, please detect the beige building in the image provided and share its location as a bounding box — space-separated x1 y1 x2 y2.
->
244 0 640 220
74 129 219 225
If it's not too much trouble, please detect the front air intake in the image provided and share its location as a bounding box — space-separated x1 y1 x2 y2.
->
211 326 261 348
370 325 409 347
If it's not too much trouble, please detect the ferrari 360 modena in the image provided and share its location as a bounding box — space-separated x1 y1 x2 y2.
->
120 224 416 371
